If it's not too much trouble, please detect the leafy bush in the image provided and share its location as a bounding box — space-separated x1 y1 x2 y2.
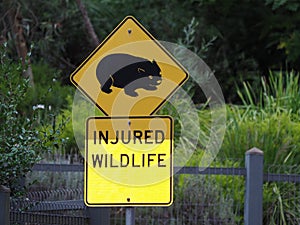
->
0 45 64 192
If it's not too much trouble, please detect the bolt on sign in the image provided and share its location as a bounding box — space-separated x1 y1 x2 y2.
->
70 16 188 116
85 116 173 206
70 16 188 207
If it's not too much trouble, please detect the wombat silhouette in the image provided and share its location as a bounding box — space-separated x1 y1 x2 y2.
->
96 53 162 97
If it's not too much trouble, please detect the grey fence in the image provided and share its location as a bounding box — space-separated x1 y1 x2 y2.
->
1 147 300 225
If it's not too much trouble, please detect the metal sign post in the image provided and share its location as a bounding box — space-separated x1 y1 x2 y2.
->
126 207 135 225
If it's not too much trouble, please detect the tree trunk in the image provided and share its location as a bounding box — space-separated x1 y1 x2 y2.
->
7 2 34 86
75 0 100 48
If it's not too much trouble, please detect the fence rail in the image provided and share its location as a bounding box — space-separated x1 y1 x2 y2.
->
10 211 88 225
32 163 300 183
264 173 300 183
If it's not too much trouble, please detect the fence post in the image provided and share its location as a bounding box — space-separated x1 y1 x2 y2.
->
88 207 110 225
244 147 264 225
0 185 10 225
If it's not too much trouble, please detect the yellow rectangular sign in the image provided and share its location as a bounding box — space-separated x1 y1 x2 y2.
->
85 116 173 206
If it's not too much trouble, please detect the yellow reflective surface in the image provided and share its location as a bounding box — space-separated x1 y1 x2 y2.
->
70 16 188 116
85 116 173 206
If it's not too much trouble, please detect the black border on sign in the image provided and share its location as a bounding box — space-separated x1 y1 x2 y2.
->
70 16 189 116
84 116 173 207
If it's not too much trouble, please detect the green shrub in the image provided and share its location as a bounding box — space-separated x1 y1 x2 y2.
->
0 45 64 192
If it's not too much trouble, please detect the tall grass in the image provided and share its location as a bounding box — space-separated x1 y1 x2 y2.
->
220 71 300 166
237 70 300 116
218 70 300 224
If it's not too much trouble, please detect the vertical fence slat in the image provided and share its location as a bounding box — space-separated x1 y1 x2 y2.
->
244 147 264 225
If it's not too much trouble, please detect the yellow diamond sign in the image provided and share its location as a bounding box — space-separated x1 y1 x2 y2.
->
85 116 173 206
70 16 188 116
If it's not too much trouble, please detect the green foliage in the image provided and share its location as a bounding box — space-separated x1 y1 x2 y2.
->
15 62 75 162
222 107 300 166
220 107 300 221
174 17 216 103
2 0 300 101
218 70 300 224
278 31 300 63
2 1 300 222
220 71 300 165
53 99 78 157
0 45 67 192
262 0 300 68
264 181 300 225
177 17 216 59
19 62 74 119
265 0 300 11
0 46 35 188
238 70 300 115
48 95 105 160
159 99 212 168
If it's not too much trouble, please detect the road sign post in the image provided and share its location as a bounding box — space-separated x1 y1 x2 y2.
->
126 207 135 225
